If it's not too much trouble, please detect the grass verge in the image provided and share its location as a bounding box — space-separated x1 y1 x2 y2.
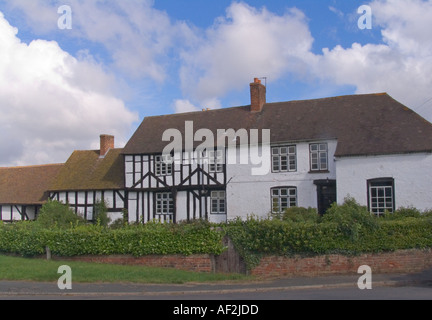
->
0 255 249 284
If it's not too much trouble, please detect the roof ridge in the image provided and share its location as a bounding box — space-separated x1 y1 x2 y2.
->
140 93 390 119
142 105 251 119
70 147 123 153
0 163 64 170
264 92 389 106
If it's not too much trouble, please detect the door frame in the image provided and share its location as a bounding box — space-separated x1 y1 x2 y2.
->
313 179 337 215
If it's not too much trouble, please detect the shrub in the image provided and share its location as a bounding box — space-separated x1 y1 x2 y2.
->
279 207 320 223
322 197 378 241
93 199 111 227
0 220 226 257
383 206 422 220
35 200 85 229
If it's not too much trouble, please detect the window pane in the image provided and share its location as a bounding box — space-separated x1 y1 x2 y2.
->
369 180 394 215
271 187 297 213
385 188 392 197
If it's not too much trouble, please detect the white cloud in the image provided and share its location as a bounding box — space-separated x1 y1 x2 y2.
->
0 12 138 166
173 98 222 114
174 99 200 113
2 0 181 82
3 0 432 134
177 0 432 122
179 2 315 105
309 0 432 121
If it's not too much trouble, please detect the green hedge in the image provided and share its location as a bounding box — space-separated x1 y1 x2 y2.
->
0 221 225 257
225 217 432 255
1 198 432 271
224 199 432 269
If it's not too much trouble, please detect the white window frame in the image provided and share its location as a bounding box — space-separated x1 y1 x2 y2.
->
368 178 395 216
211 191 226 214
271 187 297 213
272 145 296 172
155 154 172 176
208 149 224 173
310 143 328 171
155 192 174 215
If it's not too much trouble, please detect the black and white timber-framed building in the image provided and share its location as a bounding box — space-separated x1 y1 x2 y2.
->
2 78 432 223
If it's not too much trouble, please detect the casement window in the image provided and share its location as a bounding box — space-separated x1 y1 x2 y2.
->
310 143 328 171
155 154 172 176
155 192 174 215
208 149 224 173
368 178 395 216
272 146 296 172
211 191 226 214
271 187 297 213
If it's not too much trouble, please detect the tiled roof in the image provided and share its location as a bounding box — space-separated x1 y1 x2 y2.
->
122 93 432 157
0 164 63 205
49 148 124 191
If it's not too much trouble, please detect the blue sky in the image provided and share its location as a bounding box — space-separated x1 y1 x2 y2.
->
0 0 431 166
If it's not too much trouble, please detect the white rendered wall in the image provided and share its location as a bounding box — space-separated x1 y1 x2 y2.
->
54 190 125 222
336 152 432 211
226 140 337 220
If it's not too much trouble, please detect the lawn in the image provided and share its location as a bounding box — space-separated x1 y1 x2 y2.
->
0 255 249 284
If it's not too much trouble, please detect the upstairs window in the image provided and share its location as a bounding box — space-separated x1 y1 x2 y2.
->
272 146 296 172
368 178 395 216
155 154 172 176
310 143 328 171
208 149 224 173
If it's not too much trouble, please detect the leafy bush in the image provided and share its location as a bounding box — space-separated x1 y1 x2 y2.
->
322 197 378 240
35 200 85 229
0 221 226 257
225 198 432 270
277 207 320 223
93 200 111 227
382 206 421 220
1 198 432 272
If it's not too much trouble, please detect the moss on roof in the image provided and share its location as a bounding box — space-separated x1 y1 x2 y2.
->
49 148 124 191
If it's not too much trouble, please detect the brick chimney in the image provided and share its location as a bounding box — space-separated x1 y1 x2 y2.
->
100 134 114 157
250 78 266 112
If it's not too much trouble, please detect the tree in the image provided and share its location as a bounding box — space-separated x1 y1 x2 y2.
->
36 200 84 229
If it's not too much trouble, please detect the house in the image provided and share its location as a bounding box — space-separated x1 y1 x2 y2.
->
122 78 432 223
1 78 432 223
48 135 126 222
0 164 63 221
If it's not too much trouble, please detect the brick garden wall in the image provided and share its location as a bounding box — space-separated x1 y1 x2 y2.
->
56 254 214 273
250 249 432 278
54 248 432 277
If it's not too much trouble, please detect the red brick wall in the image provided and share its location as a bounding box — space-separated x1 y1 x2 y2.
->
250 249 432 278
54 249 432 277
57 254 214 273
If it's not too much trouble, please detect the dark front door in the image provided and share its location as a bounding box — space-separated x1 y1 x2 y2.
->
314 180 336 215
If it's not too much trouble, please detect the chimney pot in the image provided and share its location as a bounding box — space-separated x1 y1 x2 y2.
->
250 77 266 112
100 134 114 157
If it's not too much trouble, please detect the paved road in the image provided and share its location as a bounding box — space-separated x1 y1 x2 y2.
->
1 271 431 319
1 270 431 301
